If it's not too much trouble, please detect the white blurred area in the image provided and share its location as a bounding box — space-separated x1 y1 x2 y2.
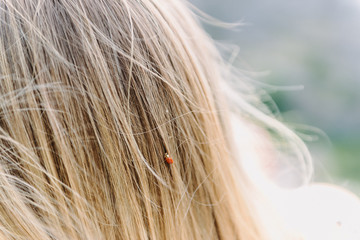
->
279 184 360 239
230 114 360 239
191 0 360 193
265 183 360 239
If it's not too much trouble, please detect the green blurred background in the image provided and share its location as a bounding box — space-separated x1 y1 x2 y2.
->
191 0 360 193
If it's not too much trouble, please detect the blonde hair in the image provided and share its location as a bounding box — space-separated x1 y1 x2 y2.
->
0 0 311 239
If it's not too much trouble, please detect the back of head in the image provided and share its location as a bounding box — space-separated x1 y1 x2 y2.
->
0 0 269 239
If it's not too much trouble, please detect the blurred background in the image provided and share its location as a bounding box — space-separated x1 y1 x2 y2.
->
190 0 360 193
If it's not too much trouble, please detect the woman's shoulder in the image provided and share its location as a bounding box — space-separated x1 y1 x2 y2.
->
279 183 360 240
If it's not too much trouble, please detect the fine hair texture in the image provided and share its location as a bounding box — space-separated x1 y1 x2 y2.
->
0 0 311 239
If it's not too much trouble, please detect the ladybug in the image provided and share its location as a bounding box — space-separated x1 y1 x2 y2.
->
164 153 174 164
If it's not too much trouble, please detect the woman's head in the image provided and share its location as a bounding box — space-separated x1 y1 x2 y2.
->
0 0 310 239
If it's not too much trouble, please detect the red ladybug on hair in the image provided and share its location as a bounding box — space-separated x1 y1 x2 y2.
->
164 153 173 164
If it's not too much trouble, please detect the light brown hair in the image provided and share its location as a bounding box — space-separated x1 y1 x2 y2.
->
0 0 310 239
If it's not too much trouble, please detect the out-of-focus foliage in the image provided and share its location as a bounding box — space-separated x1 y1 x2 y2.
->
191 0 360 191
